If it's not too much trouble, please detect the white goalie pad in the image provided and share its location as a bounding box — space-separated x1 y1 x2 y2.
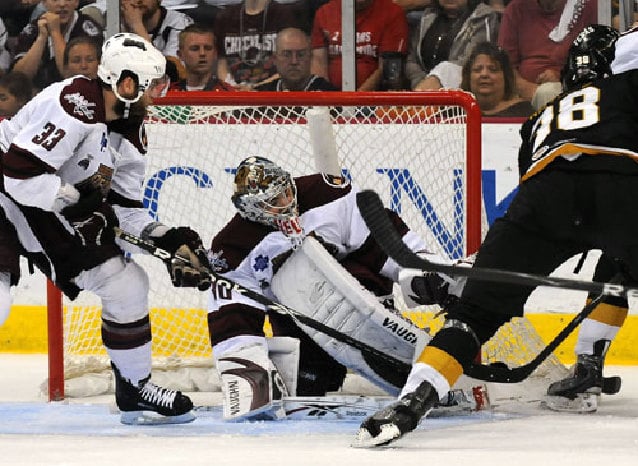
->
271 236 430 396
215 338 290 421
267 336 300 397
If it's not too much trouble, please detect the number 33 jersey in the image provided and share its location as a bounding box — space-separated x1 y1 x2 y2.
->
1 76 118 211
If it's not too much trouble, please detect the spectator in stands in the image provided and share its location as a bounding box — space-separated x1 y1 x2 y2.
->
214 0 306 89
170 24 234 91
405 0 500 91
393 0 433 25
0 71 34 117
62 35 100 78
120 0 193 66
255 27 337 91
12 0 103 91
0 1 42 40
311 0 409 91
1 18 11 74
497 0 597 110
461 42 533 117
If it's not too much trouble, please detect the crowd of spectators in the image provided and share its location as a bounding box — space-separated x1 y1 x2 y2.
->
0 1 634 119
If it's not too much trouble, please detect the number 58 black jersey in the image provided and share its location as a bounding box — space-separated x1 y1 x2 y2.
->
519 68 638 181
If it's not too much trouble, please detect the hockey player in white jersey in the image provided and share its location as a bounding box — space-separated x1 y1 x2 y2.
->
0 32 210 425
208 156 468 421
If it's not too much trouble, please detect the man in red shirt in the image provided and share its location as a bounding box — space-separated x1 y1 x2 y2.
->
498 0 597 109
311 0 408 90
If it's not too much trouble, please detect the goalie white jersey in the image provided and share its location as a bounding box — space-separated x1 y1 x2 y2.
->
208 173 433 398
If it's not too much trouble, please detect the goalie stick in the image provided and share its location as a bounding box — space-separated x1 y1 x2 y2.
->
113 227 414 378
354 190 624 383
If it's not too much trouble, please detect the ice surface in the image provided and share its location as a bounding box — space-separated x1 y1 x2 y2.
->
0 354 637 465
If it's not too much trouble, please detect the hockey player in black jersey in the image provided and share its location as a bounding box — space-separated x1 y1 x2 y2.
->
542 24 626 412
355 24 638 447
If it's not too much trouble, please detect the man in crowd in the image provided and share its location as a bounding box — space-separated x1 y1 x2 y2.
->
170 23 234 91
255 28 336 91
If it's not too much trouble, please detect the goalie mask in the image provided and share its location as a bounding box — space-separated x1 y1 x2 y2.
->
561 24 619 91
98 32 168 104
232 157 303 240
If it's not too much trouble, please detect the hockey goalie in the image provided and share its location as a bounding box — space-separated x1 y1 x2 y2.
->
207 156 482 421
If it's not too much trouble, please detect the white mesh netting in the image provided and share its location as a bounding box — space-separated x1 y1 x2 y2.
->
53 93 566 397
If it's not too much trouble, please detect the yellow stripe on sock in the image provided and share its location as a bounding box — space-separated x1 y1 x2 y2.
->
416 346 463 387
588 302 628 327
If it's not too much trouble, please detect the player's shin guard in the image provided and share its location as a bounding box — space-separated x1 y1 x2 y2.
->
216 340 289 421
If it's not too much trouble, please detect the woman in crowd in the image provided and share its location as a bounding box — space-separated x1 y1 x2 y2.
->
406 0 500 91
63 35 101 79
461 41 533 117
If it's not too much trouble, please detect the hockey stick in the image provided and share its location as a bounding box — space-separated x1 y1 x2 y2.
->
354 190 622 383
113 227 413 377
355 190 638 298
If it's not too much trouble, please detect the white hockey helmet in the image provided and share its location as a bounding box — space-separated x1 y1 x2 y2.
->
232 156 299 229
97 32 167 104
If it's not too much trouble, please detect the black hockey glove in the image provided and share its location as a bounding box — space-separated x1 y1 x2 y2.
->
61 190 118 247
151 227 211 291
408 273 459 309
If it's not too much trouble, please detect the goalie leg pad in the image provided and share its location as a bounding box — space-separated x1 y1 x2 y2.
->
267 336 300 396
215 337 288 421
271 237 429 395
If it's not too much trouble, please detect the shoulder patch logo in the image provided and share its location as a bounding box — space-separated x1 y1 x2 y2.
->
208 250 228 272
253 254 269 272
64 92 96 120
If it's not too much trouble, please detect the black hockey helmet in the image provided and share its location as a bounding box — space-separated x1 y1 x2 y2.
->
561 24 620 91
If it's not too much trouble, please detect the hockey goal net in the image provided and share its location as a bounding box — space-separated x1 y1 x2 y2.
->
46 91 565 400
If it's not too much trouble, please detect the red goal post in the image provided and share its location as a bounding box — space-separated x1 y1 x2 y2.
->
46 90 484 400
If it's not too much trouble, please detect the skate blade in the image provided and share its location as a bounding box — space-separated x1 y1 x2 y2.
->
541 394 598 413
351 424 401 448
120 410 196 425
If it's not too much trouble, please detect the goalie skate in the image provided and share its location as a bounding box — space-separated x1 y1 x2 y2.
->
112 364 195 425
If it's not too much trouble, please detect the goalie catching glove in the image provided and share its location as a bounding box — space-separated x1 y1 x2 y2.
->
150 227 211 291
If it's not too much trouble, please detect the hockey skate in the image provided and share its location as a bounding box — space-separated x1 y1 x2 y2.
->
544 340 621 413
352 380 439 448
112 363 195 425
